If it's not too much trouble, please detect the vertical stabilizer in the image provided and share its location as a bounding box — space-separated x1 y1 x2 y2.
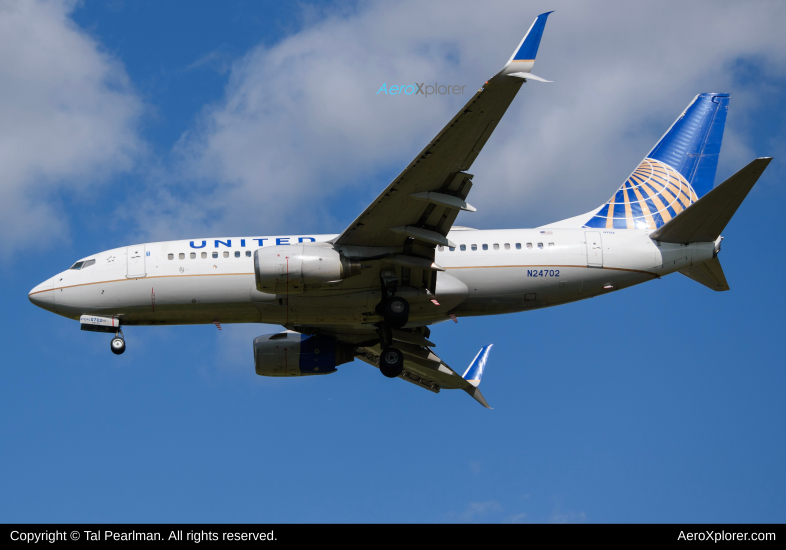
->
584 93 730 230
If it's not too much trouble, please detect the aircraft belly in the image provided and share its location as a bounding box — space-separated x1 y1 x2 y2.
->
105 303 261 325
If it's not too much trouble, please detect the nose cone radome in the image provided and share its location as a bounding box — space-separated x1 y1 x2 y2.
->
29 277 56 313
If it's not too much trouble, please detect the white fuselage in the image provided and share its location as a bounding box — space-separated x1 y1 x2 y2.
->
28 228 715 328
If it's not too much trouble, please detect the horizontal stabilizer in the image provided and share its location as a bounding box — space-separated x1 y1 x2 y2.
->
679 256 730 291
650 157 771 244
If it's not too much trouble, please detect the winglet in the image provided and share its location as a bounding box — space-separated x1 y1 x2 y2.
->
462 344 493 386
462 344 493 408
500 12 553 77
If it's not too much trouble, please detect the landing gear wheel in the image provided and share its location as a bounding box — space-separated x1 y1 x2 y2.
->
110 337 126 355
383 297 409 329
379 346 404 378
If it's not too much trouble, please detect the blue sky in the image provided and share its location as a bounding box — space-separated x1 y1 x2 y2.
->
1 0 785 522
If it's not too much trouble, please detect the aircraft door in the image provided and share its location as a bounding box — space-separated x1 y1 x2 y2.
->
585 232 603 268
126 245 147 278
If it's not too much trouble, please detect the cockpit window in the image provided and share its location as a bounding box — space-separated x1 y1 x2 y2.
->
81 259 95 269
70 261 85 270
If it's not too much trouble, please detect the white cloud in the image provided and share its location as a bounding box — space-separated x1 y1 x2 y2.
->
5 1 784 252
460 500 502 521
140 0 786 239
0 0 143 255
550 509 587 524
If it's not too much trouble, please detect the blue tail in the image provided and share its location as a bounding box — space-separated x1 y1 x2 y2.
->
584 93 730 230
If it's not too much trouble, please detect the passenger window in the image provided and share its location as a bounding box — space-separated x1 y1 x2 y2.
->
235 251 240 258
81 259 95 269
212 252 218 259
493 244 499 250
482 244 488 251
548 242 555 248
201 252 207 259
246 251 251 257
504 243 510 250
167 254 174 260
538 243 544 249
515 243 521 250
437 245 444 251
526 243 533 249
460 245 466 251
190 252 196 259
449 247 455 251
223 251 229 258
179 253 185 260
471 244 478 251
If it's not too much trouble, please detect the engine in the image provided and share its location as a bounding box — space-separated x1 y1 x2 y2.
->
253 331 355 376
254 245 361 293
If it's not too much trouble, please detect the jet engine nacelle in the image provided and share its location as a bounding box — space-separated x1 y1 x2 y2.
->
253 331 355 377
254 245 361 293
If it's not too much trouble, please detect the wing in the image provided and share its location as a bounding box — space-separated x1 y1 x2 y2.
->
356 342 494 408
287 14 549 405
335 11 553 251
289 322 494 407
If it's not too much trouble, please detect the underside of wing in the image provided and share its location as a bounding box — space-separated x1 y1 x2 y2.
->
355 343 493 408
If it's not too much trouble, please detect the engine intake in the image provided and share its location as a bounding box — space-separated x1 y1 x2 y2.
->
253 331 354 376
254 245 361 293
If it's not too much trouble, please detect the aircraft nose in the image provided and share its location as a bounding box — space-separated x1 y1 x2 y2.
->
29 277 56 313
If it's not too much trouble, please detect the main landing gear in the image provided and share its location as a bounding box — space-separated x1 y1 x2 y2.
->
375 267 410 378
110 329 126 355
376 301 408 378
382 296 409 328
379 346 404 378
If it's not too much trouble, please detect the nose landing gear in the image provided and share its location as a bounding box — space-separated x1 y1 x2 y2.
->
110 329 126 355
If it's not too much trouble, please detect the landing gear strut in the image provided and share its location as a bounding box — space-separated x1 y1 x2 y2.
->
110 329 126 355
375 267 408 377
379 346 404 378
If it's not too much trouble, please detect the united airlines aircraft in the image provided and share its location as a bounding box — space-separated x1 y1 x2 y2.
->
28 13 771 407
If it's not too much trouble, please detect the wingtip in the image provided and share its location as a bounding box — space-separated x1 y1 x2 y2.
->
464 386 492 409
501 12 553 74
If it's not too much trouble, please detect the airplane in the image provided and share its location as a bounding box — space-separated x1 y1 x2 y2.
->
28 12 771 408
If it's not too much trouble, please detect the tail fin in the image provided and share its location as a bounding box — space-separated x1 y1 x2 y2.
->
584 93 730 230
462 344 493 408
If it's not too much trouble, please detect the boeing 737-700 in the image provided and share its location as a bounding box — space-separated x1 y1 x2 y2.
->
28 13 771 407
